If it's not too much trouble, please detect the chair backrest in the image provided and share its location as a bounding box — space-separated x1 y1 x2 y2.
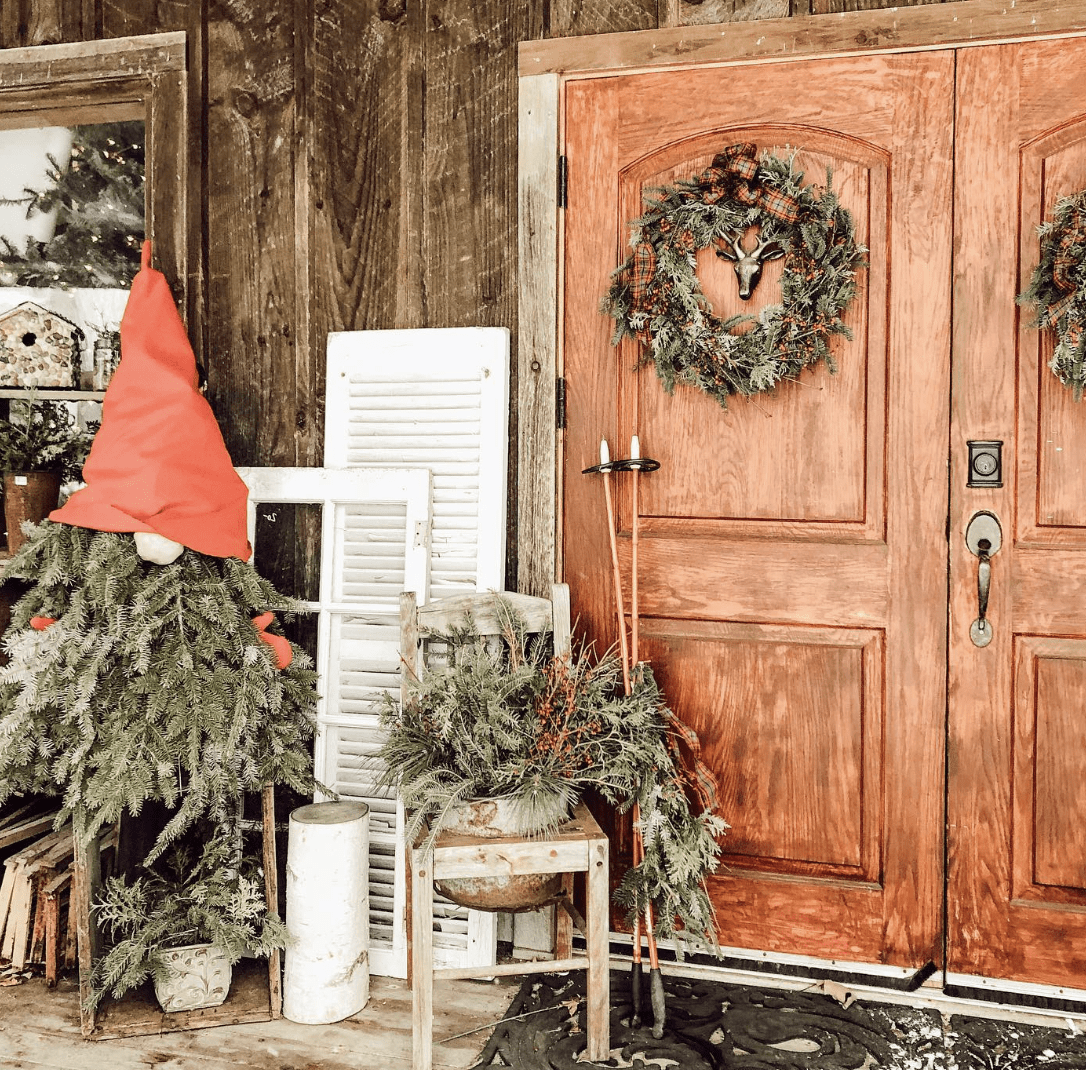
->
398 585 571 704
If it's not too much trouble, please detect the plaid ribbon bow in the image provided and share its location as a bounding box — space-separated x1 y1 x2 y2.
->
697 143 802 225
660 704 722 818
623 143 801 319
1049 202 1086 321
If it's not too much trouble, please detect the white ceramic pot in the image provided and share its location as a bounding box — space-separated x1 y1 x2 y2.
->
153 942 232 1013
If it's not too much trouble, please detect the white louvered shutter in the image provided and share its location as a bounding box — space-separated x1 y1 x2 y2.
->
325 328 509 595
236 466 431 979
323 328 510 974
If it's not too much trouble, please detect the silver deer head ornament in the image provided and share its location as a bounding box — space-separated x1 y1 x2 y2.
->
715 230 786 301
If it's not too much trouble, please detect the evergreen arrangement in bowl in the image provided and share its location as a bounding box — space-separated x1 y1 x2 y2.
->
87 823 288 1011
0 399 94 481
378 599 728 953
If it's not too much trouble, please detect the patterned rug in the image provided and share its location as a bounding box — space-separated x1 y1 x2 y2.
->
469 970 1086 1069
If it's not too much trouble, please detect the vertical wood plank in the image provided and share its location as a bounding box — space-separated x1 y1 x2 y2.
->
98 1 189 40
205 0 298 467
422 0 535 331
422 0 543 589
410 842 434 1070
0 1 24 47
548 0 658 37
73 825 102 1038
946 41 1018 980
25 0 62 44
585 835 609 1061
307 0 423 340
516 72 559 596
261 784 282 1018
811 0 941 13
678 0 790 24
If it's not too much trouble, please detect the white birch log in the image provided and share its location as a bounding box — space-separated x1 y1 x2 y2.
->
283 801 370 1023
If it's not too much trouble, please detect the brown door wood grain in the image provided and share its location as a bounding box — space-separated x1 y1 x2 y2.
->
562 53 955 972
562 37 1086 990
948 38 1086 991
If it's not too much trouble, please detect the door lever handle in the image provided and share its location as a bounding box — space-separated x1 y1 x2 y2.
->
965 511 1002 648
972 540 992 647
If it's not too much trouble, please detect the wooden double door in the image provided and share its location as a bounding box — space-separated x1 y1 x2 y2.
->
562 38 1086 990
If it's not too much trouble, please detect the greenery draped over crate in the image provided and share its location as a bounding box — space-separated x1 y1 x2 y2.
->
602 144 866 408
0 523 320 864
1018 189 1086 399
378 599 728 954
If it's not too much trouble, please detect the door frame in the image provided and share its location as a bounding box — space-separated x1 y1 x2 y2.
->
515 0 1086 597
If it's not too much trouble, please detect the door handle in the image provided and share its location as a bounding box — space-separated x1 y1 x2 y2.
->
965 511 1002 648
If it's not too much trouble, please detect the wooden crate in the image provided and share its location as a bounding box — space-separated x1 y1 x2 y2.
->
73 784 282 1040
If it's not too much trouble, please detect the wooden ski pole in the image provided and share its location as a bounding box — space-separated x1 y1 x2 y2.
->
629 434 665 1039
599 439 631 694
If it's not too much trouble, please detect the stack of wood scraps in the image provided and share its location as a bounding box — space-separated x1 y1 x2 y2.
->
0 805 113 987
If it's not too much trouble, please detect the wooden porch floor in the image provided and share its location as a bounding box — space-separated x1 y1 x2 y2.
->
0 974 519 1070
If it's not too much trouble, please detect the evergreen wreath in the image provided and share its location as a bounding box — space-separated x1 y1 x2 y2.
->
1018 189 1086 399
601 143 866 407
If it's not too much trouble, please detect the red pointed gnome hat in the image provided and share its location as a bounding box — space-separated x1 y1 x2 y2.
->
51 243 251 560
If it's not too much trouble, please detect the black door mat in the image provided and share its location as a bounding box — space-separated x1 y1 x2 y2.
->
469 970 1086 1069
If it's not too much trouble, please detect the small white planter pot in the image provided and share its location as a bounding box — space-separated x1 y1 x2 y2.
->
153 943 232 1013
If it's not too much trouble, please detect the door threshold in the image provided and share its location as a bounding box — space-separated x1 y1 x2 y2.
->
603 934 932 991
596 936 1086 1028
945 971 1086 1015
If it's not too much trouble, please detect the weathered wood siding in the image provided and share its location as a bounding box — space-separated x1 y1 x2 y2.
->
0 0 939 586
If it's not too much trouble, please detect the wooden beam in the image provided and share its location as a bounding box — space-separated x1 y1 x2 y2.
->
516 71 560 596
518 0 1086 76
0 30 184 86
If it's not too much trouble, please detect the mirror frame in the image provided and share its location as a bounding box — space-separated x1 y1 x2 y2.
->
0 32 189 322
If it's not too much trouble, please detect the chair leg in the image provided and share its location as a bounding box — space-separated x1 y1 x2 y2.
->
410 843 435 1070
555 873 574 959
585 837 610 1061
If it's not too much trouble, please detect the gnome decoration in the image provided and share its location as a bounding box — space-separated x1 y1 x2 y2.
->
0 243 318 888
51 241 251 563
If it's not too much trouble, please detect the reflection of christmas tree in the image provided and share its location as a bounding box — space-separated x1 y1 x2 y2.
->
0 121 144 288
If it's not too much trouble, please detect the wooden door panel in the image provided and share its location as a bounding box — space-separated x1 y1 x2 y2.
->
622 137 884 528
1019 123 1086 539
564 52 953 968
639 620 883 880
949 38 1086 990
1012 638 1086 898
634 537 887 626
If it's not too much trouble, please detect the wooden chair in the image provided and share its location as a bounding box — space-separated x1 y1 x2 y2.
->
400 584 610 1070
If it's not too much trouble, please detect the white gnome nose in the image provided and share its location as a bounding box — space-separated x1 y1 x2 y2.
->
134 531 184 564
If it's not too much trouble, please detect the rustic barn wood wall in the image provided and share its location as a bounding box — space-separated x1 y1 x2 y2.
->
0 0 945 588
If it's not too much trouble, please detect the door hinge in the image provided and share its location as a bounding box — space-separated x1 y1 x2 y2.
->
557 155 568 209
556 377 567 429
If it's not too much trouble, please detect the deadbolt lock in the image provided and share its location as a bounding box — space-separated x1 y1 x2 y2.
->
967 440 1003 488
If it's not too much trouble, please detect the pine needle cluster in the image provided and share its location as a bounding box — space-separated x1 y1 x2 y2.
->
0 521 320 863
86 820 288 1010
1018 189 1086 399
602 149 866 407
378 599 728 956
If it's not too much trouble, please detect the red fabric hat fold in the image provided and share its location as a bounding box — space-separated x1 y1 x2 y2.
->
51 242 251 561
